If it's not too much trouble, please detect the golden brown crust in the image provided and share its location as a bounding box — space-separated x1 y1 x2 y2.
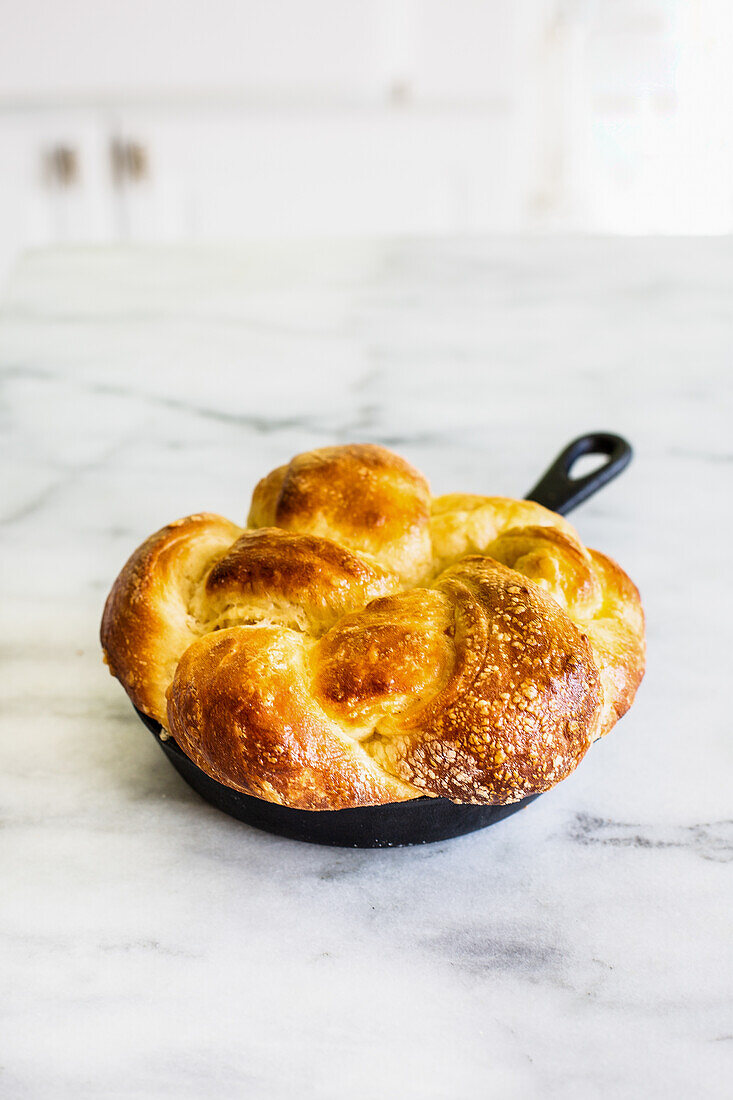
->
202 527 399 634
430 494 580 572
312 589 457 729
248 444 432 582
100 514 241 724
583 549 646 736
369 558 601 803
167 628 418 809
102 443 645 808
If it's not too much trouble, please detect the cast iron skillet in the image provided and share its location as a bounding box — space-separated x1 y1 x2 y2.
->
135 431 632 847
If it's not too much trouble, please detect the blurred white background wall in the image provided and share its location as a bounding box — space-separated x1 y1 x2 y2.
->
0 0 731 281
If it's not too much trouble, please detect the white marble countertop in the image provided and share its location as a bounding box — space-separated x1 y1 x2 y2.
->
2 239 731 1099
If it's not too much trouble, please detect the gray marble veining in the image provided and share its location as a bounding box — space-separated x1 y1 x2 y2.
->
1 239 731 1099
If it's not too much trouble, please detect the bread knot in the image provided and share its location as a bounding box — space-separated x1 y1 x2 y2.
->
101 444 645 808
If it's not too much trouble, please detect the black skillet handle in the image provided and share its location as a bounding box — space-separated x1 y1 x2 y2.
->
525 432 632 516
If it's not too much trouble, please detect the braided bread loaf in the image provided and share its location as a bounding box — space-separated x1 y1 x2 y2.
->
101 444 644 809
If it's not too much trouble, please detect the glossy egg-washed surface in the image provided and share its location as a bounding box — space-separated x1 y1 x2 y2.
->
101 444 645 809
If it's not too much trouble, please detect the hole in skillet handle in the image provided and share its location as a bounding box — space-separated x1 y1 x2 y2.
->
138 430 633 848
525 431 632 516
